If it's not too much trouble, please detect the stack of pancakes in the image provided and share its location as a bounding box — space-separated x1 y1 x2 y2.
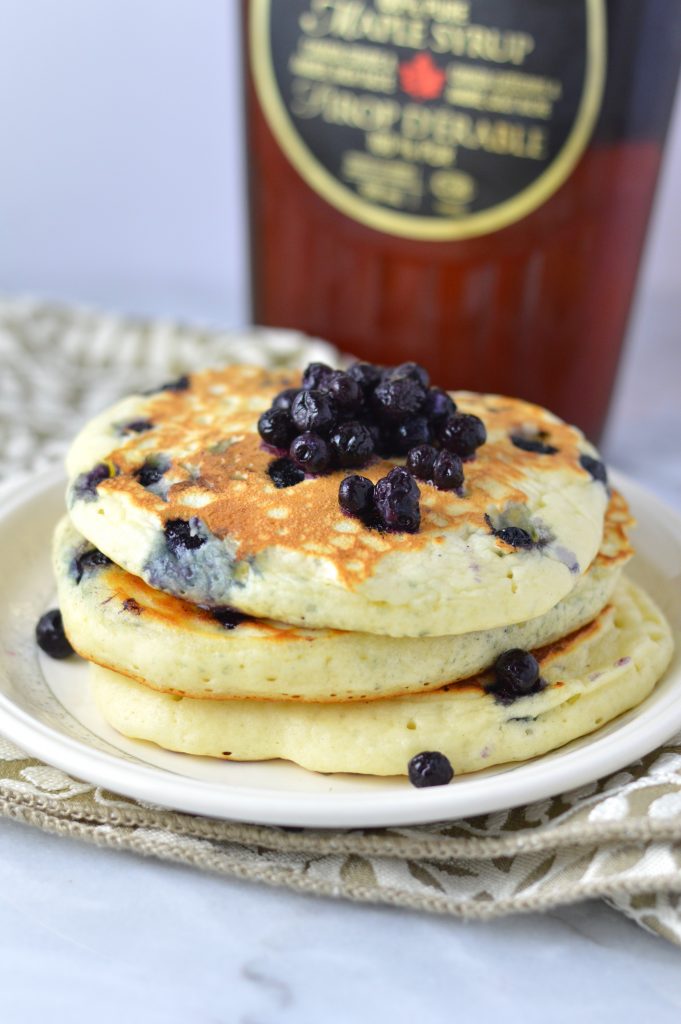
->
54 364 673 778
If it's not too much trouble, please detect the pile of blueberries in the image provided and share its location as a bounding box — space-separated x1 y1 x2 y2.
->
258 360 487 534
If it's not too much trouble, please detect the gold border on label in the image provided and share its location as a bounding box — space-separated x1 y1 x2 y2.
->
251 0 607 241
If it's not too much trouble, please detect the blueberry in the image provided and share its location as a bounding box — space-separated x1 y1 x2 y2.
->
258 407 294 449
290 389 337 436
122 598 142 615
302 362 334 391
493 526 534 548
338 475 374 519
510 434 558 455
424 388 457 425
393 416 431 454
408 751 454 788
346 362 382 395
432 450 464 491
406 444 438 480
438 413 487 457
579 454 608 485
72 548 111 584
373 376 427 424
272 388 301 412
488 649 543 704
374 467 421 533
146 375 190 394
119 418 153 435
323 371 363 414
268 457 305 489
164 518 206 554
330 421 374 468
211 607 249 629
391 362 430 389
290 432 331 474
136 458 169 488
36 609 74 660
72 462 115 501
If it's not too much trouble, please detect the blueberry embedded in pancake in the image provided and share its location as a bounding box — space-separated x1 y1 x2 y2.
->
580 454 609 485
486 649 545 704
71 546 111 584
510 433 559 456
65 365 610 637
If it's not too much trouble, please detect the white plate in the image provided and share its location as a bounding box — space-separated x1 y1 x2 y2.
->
0 467 679 828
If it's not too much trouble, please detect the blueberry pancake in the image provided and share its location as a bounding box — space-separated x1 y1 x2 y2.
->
90 578 673 776
54 491 633 702
65 365 609 637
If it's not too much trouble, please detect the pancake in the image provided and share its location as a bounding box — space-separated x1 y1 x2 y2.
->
65 365 609 637
90 578 673 776
55 491 633 701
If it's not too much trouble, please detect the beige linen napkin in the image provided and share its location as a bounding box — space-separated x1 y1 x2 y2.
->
1 298 680 945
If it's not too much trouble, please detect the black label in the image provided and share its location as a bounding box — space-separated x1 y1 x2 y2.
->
251 0 606 239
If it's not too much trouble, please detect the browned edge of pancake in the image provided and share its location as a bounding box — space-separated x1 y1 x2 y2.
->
74 597 612 707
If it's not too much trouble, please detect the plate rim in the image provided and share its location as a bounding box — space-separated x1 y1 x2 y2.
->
0 465 679 828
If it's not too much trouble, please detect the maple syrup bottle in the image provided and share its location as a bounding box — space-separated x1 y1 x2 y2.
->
243 1 681 439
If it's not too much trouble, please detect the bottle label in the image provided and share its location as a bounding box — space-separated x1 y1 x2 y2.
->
250 0 606 240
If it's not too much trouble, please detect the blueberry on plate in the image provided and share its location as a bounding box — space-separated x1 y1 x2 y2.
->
408 751 454 788
36 609 74 659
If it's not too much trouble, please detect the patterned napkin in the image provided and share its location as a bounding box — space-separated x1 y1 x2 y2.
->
1 298 681 945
